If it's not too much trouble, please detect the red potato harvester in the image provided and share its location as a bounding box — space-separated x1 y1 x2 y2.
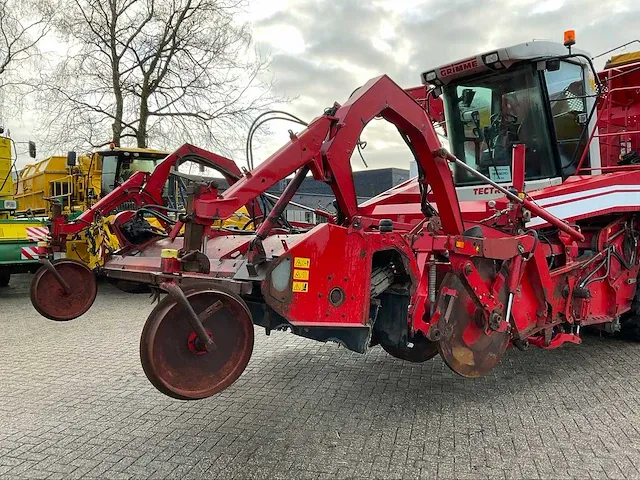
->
30 34 640 399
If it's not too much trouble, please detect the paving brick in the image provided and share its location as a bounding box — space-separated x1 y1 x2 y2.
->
2 275 640 479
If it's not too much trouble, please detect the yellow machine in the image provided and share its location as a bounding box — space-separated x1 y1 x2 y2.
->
14 145 252 276
15 147 168 215
0 131 46 286
0 135 13 215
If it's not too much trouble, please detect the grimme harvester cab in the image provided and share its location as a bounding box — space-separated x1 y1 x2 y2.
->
375 38 600 210
30 33 640 401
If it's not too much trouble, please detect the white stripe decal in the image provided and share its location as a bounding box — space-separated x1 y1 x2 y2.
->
528 190 640 227
20 247 38 260
534 184 640 207
25 227 48 241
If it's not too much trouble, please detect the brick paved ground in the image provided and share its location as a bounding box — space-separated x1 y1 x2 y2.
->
2 274 640 479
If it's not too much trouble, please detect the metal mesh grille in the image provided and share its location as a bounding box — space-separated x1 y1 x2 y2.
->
106 200 139 216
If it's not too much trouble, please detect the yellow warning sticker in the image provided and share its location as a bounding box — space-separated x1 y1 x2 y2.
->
292 281 309 293
294 257 310 268
293 269 309 281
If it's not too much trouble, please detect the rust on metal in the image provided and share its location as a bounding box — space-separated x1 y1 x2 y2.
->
140 286 254 400
30 259 98 321
437 260 510 377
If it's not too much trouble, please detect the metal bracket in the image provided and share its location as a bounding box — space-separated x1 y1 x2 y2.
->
40 259 71 294
161 282 217 352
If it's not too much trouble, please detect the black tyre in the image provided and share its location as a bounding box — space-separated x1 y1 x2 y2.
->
380 335 438 363
0 269 10 287
621 283 640 340
108 279 151 294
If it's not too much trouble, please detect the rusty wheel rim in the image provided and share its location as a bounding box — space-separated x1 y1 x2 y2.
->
140 286 254 400
381 336 438 363
30 259 98 321
436 260 509 378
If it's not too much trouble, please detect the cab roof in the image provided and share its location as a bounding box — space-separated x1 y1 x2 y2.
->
96 146 170 156
421 40 591 86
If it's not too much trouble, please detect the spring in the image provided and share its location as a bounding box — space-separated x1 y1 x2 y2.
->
429 256 437 316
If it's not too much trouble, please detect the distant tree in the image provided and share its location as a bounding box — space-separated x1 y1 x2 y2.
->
0 0 51 80
36 0 277 153
0 0 51 123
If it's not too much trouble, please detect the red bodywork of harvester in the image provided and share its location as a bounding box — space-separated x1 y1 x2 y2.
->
84 73 640 400
591 55 640 171
31 54 640 400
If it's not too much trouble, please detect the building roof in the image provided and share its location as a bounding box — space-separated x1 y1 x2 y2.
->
294 168 410 198
210 167 410 199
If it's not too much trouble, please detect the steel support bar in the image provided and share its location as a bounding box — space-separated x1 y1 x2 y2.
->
511 144 526 192
255 165 310 240
40 259 71 294
162 282 217 352
439 149 585 242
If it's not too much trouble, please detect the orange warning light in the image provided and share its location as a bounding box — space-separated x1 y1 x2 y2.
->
564 30 576 47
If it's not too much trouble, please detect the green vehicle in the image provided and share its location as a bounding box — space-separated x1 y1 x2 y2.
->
0 131 43 287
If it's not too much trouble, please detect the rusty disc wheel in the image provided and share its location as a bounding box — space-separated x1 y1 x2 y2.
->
30 259 98 321
381 336 438 362
436 260 509 378
140 286 254 400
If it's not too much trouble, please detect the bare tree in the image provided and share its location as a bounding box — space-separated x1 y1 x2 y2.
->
37 0 278 153
0 0 51 80
0 0 52 125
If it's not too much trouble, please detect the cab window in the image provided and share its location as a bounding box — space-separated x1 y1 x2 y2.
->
544 61 588 173
444 63 558 186
100 154 162 195
102 155 119 193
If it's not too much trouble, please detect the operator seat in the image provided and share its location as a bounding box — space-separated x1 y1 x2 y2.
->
516 105 544 178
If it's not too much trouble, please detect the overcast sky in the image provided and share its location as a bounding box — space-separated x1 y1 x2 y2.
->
5 0 639 170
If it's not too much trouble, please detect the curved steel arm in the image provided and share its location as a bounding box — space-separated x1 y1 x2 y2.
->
55 144 249 237
190 75 464 235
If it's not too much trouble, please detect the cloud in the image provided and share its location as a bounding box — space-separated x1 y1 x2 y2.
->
251 0 640 171
8 0 640 170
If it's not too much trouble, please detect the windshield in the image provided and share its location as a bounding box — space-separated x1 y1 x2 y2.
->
443 63 558 186
101 153 164 196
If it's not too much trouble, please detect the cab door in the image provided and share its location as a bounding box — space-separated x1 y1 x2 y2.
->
543 61 590 175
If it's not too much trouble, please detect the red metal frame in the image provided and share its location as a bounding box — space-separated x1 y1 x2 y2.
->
191 76 464 235
36 51 640 390
49 143 254 248
99 71 640 356
586 62 640 172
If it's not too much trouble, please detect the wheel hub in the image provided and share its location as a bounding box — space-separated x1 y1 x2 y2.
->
188 330 214 355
